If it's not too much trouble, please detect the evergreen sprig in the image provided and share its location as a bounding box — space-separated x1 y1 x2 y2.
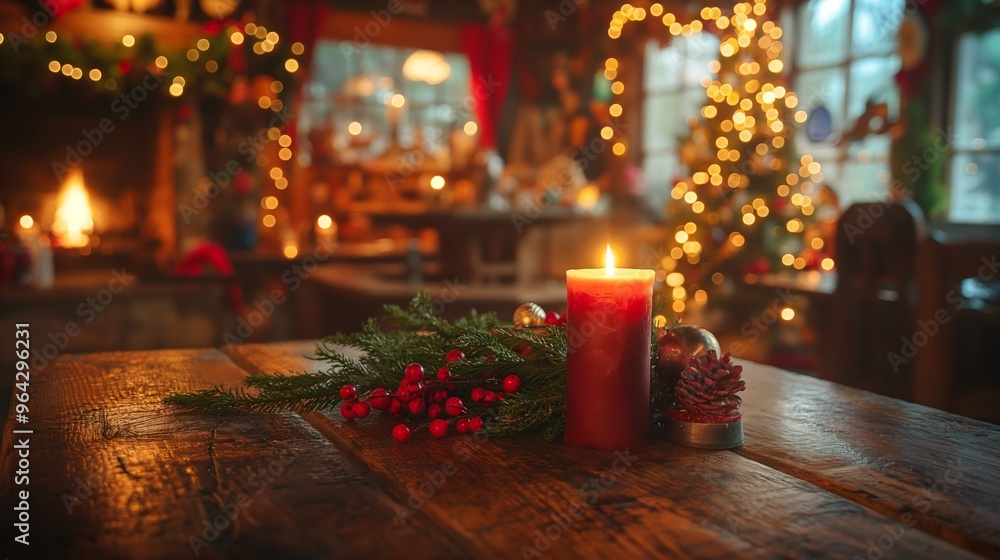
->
165 293 578 438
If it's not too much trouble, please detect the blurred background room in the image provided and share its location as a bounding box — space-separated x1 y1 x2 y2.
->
0 0 998 422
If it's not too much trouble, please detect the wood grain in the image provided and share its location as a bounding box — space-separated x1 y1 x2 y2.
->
1 348 460 560
226 341 985 560
736 360 1000 558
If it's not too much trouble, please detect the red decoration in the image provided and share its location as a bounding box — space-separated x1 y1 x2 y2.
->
429 419 449 438
171 242 244 314
445 397 465 417
352 401 371 419
339 385 357 401
117 60 131 75
502 375 521 393
340 402 356 419
369 388 390 410
391 424 411 443
404 363 425 381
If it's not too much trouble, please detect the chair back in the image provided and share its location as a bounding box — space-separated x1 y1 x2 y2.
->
827 200 926 396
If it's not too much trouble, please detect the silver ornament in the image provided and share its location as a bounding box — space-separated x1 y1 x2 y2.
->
513 303 546 329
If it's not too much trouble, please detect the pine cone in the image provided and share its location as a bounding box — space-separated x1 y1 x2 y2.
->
674 351 745 418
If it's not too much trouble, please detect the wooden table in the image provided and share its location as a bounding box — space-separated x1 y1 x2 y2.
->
4 340 999 559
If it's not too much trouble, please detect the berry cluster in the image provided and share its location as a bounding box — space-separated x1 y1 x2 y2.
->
336 348 522 443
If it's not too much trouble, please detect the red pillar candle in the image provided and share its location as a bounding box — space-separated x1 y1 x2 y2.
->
564 246 654 451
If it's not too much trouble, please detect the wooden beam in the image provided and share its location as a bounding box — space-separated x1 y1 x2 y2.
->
320 9 463 53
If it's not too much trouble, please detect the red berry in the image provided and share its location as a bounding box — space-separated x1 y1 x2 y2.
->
445 397 465 417
388 399 403 415
446 349 466 363
482 391 498 405
544 311 562 325
427 403 443 419
340 402 356 419
392 424 411 443
340 385 357 401
469 417 484 432
404 363 425 381
471 387 486 403
405 380 425 396
436 366 451 382
352 401 371 419
432 389 449 403
369 388 390 410
408 399 427 414
429 419 449 438
503 375 521 393
408 398 427 415
456 418 471 433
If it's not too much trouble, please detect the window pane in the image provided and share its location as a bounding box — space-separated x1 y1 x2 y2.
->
852 0 905 57
644 152 682 209
681 34 721 87
847 56 900 123
949 152 1000 223
643 93 683 154
796 0 850 68
644 40 684 93
793 68 846 153
953 29 1000 151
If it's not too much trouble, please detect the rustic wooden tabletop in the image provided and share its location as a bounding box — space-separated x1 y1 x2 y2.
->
3 340 999 559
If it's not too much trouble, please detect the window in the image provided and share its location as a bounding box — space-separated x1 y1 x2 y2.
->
302 41 472 165
642 33 720 212
789 0 905 206
949 28 1000 223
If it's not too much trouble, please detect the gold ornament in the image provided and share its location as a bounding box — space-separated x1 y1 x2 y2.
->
513 303 546 329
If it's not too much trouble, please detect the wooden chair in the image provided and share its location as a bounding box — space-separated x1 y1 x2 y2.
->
913 229 1000 418
826 201 926 397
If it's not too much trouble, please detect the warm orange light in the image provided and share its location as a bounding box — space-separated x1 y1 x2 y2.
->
605 244 615 277
19 215 33 229
53 171 94 247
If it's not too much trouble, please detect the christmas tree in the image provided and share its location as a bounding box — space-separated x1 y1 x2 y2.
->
608 0 835 317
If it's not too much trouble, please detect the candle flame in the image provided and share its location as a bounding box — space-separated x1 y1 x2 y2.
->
605 244 615 277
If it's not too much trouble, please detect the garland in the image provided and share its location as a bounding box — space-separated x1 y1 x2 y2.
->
0 18 300 100
166 292 673 440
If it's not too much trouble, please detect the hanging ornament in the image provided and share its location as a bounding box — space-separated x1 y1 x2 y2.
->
512 303 546 329
654 324 721 389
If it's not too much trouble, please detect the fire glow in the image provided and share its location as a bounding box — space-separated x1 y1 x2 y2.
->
53 171 94 248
